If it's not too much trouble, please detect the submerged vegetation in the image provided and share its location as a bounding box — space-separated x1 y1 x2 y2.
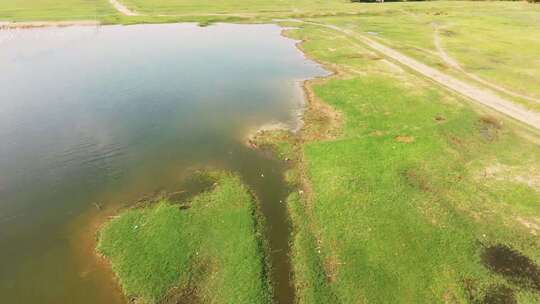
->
97 172 271 303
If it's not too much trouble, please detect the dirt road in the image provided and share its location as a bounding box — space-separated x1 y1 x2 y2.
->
108 0 139 16
432 26 540 104
295 20 540 131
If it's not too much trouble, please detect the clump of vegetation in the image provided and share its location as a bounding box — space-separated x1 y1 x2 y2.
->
97 172 271 304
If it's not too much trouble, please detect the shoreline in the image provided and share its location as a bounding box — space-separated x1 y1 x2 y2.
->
0 20 100 29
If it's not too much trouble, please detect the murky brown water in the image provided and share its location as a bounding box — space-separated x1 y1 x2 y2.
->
0 23 326 303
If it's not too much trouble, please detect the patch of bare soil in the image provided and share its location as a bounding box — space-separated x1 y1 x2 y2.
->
300 79 343 142
323 246 341 284
478 116 502 142
482 244 540 292
479 161 540 195
480 116 503 129
516 217 540 236
395 135 415 143
480 161 540 195
434 115 447 123
403 168 432 192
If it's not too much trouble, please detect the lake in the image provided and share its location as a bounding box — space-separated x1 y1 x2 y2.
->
0 23 326 303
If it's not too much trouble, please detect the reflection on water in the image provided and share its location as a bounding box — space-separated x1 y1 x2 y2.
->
0 23 326 303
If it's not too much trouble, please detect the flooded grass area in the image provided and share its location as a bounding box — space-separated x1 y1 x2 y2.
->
0 23 326 303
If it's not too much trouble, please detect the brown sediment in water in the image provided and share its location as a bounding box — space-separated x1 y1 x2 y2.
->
70 203 128 304
81 171 221 304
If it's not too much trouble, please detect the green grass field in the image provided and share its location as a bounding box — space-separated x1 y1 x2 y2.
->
97 172 271 304
282 22 540 303
117 0 353 15
0 0 115 21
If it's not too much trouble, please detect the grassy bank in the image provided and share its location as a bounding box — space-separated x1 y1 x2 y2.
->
97 172 271 304
278 21 540 303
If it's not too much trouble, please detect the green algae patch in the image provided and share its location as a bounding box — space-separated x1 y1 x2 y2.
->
97 172 271 304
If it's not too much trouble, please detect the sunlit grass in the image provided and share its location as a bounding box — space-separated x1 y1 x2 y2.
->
319 1 540 107
284 23 540 303
0 0 115 21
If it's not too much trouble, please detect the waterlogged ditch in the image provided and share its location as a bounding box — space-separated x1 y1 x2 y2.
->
0 23 327 303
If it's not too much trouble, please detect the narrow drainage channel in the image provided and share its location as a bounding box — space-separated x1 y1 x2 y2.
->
229 145 295 304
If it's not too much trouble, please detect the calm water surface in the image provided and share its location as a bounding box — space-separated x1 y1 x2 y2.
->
0 23 326 303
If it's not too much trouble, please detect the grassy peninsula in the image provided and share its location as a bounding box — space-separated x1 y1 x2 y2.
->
97 173 271 303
